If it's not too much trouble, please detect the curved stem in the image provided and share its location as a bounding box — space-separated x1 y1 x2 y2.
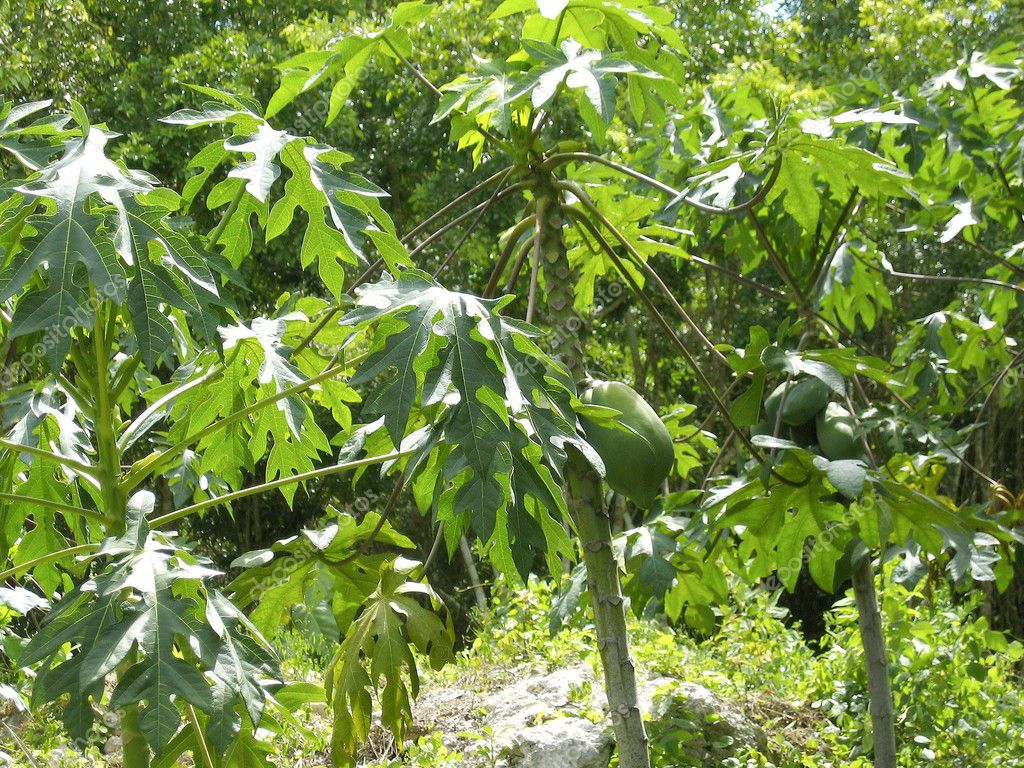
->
0 493 103 522
117 366 223 452
0 438 97 478
502 235 535 297
485 216 535 297
544 151 782 215
149 449 414 529
0 543 98 583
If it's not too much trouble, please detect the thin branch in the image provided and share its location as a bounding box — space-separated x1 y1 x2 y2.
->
403 167 514 243
382 36 442 96
686 253 788 301
423 524 446 570
432 168 514 278
2 718 41 768
502 235 535 297
0 493 103 522
333 468 408 567
0 438 97 478
809 190 862 294
545 152 783 216
956 235 1024 280
856 254 1024 296
150 449 414 529
745 208 814 317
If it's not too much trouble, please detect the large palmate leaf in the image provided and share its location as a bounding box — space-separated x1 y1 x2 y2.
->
342 270 587 578
165 318 330 498
167 91 408 291
21 492 278 754
228 508 415 639
0 115 229 368
517 38 654 125
267 1 434 123
266 142 403 297
325 559 453 768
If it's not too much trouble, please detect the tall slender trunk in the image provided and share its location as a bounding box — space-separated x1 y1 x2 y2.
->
458 536 488 611
94 304 151 768
851 555 897 768
534 176 651 768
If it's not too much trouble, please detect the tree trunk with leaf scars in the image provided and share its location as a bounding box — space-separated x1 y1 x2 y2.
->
851 555 897 768
534 174 651 768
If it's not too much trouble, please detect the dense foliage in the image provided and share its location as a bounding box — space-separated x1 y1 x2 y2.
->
1 1 1022 768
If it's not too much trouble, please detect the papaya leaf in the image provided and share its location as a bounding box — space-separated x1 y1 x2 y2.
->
341 270 585 578
326 560 453 768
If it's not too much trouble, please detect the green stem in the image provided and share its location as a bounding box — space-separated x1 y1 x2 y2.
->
121 708 150 768
0 543 99 583
117 366 224 452
206 182 246 248
0 493 103 522
0 437 97 478
187 705 216 768
92 301 126 532
149 449 413 529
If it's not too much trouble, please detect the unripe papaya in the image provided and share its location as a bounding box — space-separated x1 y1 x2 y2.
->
764 378 830 427
816 402 862 460
580 380 674 508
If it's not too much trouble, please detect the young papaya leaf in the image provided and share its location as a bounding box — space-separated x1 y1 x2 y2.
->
267 1 434 122
326 560 453 768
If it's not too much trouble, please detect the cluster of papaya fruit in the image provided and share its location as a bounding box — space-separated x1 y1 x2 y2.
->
752 377 864 462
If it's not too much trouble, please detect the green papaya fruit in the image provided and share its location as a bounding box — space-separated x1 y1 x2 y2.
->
816 402 862 460
580 380 674 507
778 378 830 426
764 378 829 429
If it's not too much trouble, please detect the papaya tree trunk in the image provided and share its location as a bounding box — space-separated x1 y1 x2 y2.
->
534 176 651 768
95 306 150 767
851 555 897 768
